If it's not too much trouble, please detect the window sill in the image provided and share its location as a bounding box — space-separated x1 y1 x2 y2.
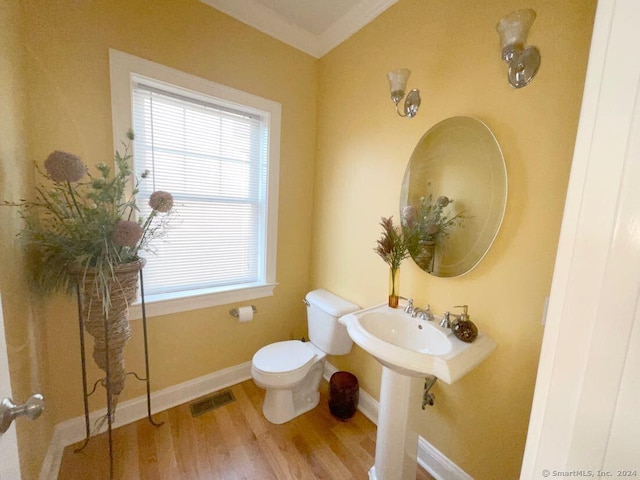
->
129 283 277 320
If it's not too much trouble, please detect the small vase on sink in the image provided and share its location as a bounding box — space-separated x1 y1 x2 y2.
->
374 216 409 309
388 267 400 308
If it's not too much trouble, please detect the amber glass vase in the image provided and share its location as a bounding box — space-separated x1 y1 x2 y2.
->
388 267 400 308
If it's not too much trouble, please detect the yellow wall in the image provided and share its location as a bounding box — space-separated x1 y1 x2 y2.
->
15 0 318 439
2 0 597 477
313 0 596 478
0 2 53 478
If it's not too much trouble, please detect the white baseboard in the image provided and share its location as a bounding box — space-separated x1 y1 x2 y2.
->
41 360 471 480
417 435 474 480
323 362 472 480
39 362 251 480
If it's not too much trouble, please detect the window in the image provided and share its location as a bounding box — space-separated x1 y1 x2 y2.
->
109 50 280 317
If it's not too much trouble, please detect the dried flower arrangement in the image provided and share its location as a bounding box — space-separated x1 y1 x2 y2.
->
400 192 464 272
374 216 410 307
4 130 174 306
401 193 464 246
374 216 409 270
3 130 176 418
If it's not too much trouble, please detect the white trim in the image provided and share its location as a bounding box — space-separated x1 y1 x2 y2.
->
39 362 251 480
109 49 283 134
200 0 320 57
417 436 474 480
316 0 400 58
41 359 470 480
199 0 398 58
129 283 276 319
109 49 280 317
0 294 21 480
522 0 640 475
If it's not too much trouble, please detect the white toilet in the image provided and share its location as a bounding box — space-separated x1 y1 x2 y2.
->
251 289 359 424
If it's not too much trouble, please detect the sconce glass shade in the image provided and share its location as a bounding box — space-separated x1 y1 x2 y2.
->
496 8 540 89
387 68 411 104
496 9 536 53
387 68 420 118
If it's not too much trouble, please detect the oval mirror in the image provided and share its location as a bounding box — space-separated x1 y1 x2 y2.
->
400 116 507 277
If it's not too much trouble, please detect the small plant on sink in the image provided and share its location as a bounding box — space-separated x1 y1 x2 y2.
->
374 216 409 308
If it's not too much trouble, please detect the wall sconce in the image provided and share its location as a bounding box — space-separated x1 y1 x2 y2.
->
387 68 421 118
496 9 541 88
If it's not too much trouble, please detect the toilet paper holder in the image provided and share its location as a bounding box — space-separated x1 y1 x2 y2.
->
229 305 258 318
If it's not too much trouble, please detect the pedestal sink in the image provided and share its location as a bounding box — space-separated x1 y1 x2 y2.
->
340 303 496 480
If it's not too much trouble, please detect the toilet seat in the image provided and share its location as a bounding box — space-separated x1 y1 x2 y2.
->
252 340 316 375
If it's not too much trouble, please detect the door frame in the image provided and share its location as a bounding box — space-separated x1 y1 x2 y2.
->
0 293 22 480
521 0 640 475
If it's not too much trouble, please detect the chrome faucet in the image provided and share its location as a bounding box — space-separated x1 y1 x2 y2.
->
400 297 414 315
440 311 457 329
411 304 434 321
411 308 428 320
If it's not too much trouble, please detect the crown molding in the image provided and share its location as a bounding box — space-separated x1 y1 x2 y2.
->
316 0 399 57
200 0 398 58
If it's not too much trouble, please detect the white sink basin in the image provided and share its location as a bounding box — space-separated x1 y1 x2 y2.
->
340 303 496 383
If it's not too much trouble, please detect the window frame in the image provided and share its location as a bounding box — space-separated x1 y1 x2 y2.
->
109 49 280 318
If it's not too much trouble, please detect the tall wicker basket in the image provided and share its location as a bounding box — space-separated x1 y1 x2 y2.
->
70 259 145 411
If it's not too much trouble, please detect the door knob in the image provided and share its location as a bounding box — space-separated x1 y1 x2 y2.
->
0 394 44 433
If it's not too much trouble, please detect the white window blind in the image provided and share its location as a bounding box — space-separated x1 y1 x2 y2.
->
131 78 270 297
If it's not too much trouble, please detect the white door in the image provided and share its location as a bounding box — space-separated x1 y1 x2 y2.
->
0 293 21 480
521 0 640 476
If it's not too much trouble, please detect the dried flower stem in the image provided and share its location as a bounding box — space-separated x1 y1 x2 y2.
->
374 216 409 271
66 181 85 222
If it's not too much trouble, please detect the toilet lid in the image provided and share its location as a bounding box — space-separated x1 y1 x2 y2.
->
253 340 315 374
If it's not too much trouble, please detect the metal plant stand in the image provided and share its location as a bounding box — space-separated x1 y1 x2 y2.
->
73 270 162 478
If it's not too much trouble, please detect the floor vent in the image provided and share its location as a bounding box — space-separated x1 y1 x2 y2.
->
189 390 236 417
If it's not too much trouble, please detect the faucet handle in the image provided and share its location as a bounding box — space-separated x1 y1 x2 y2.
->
401 297 414 314
440 311 451 328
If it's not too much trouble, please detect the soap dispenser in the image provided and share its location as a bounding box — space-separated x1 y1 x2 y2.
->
451 305 478 343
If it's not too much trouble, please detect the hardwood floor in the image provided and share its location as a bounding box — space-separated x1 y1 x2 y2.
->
58 379 434 479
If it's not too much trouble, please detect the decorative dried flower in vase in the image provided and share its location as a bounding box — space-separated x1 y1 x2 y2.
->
374 216 409 308
5 130 173 298
3 129 174 416
401 192 464 272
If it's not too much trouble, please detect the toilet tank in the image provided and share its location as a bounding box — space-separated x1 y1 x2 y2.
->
305 289 359 355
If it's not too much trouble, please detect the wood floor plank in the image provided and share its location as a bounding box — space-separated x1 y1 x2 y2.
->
224 394 276 479
235 382 271 437
112 423 139 479
58 379 435 479
213 406 254 479
293 412 355 480
136 418 163 479
168 405 202 479
156 411 179 480
257 425 319 480
306 391 377 476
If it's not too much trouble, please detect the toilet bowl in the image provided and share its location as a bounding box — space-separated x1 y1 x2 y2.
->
251 289 359 424
251 340 326 424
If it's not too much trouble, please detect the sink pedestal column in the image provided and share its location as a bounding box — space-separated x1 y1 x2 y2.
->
369 366 421 480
